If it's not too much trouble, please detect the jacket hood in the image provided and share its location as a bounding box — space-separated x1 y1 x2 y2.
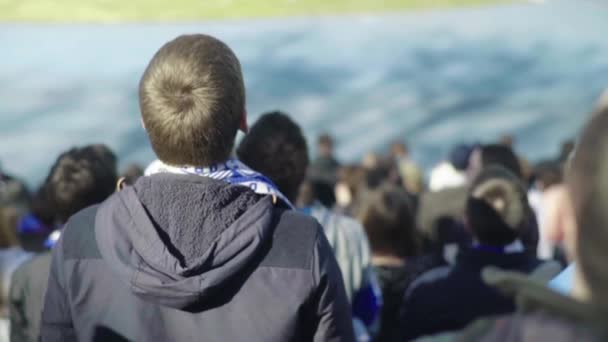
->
95 173 275 309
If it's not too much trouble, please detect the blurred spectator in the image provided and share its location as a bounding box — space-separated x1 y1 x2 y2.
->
10 144 117 342
359 184 419 342
418 143 538 256
467 144 523 181
391 142 424 195
438 104 608 341
335 165 367 217
0 207 33 341
428 144 472 192
401 166 555 340
0 164 32 220
238 111 380 340
499 134 515 149
309 133 341 187
41 35 354 342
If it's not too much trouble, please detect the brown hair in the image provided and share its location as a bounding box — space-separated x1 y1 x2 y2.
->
43 145 118 224
568 106 608 309
359 185 418 257
139 34 245 167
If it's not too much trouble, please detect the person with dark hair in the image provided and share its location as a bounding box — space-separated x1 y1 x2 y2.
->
238 111 379 340
401 166 553 340
418 143 538 258
309 133 341 188
334 165 367 217
119 163 144 187
429 105 608 342
41 35 354 342
10 145 118 342
468 144 523 180
0 164 32 220
358 185 419 342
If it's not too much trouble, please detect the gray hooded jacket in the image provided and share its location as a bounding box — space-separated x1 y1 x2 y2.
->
41 174 354 342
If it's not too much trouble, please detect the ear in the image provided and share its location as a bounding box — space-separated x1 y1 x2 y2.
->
239 110 248 134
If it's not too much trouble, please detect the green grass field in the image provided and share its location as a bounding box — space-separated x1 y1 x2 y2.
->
0 0 510 22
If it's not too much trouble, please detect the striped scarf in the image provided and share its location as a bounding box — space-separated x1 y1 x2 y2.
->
145 159 293 208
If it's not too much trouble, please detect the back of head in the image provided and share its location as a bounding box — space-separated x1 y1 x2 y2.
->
140 34 245 167
568 106 608 308
480 144 523 179
121 163 144 186
236 111 309 202
466 166 528 246
359 184 418 258
296 178 336 208
44 145 118 223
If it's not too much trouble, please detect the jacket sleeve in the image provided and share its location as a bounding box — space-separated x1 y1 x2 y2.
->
40 236 77 342
311 225 356 342
400 282 434 341
9 262 30 342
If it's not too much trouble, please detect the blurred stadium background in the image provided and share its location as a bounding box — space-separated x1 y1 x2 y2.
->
1 0 606 185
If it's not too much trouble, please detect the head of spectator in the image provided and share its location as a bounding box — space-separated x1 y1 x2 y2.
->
140 34 247 168
466 166 529 248
468 144 523 182
297 179 336 209
237 111 308 202
44 145 118 224
0 164 31 219
120 163 144 187
360 184 418 260
309 133 340 188
334 165 367 216
567 106 608 308
317 134 334 159
16 145 117 251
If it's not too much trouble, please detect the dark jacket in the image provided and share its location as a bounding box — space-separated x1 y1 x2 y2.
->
9 253 52 342
417 267 606 341
401 248 544 341
41 174 355 342
374 255 446 342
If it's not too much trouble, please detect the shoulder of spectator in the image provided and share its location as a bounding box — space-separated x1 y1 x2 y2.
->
405 265 453 299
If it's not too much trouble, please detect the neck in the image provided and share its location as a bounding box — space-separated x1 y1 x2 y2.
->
372 254 406 267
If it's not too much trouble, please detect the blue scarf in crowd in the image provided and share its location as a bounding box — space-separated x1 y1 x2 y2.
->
145 158 294 209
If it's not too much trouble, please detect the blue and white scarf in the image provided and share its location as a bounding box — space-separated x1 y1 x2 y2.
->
145 158 293 208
